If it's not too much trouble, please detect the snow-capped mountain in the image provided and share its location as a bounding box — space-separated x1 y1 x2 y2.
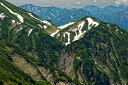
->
20 4 91 26
54 17 99 45
0 0 128 85
20 4 128 30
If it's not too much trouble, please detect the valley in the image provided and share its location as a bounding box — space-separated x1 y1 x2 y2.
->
0 0 128 85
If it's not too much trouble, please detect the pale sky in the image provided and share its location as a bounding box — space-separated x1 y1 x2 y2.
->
6 0 128 8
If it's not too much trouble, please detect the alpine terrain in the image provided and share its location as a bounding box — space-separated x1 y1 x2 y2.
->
20 4 128 30
0 0 128 85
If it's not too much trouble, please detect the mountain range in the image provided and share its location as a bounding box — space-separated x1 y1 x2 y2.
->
0 0 128 85
20 4 128 30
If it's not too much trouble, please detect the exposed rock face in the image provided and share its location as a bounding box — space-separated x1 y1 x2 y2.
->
0 0 128 85
56 82 71 85
13 55 42 81
59 50 85 84
38 66 54 84
60 50 74 74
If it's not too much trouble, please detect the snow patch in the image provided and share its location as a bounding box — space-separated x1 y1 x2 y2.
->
57 34 60 37
28 29 33 36
65 32 71 45
16 27 23 33
51 13 55 17
12 20 15 24
59 18 99 45
38 24 43 28
50 30 59 37
43 25 47 29
0 13 5 19
58 22 75 29
71 15 73 19
116 29 119 32
57 12 59 16
86 17 99 30
0 2 24 23
28 13 39 20
107 24 111 28
38 24 48 29
28 13 51 25
41 21 51 25
63 33 66 38
73 21 86 41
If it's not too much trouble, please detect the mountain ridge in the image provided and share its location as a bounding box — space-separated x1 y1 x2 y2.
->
20 4 128 30
0 0 128 85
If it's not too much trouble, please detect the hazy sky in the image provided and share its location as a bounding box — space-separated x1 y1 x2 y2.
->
6 0 128 8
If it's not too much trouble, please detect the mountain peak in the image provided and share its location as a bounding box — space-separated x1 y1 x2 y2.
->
52 17 100 45
0 0 128 85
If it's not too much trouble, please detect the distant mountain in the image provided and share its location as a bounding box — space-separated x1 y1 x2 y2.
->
20 4 128 30
0 0 128 85
20 4 91 26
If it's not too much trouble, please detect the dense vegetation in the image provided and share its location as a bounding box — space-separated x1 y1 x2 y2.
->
64 23 128 84
0 41 50 85
0 0 128 85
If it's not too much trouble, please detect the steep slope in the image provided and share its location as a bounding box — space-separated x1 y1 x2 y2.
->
0 0 61 65
54 17 99 45
0 40 77 85
0 0 128 85
52 17 128 85
0 41 50 85
0 0 60 34
0 0 78 85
